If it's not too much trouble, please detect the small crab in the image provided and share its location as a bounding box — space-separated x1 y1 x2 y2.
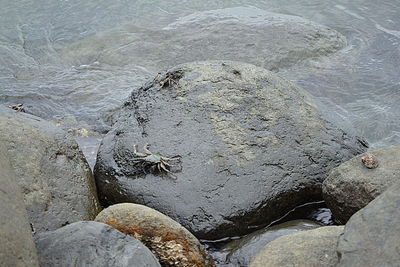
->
132 143 181 178
361 153 379 169
153 70 183 89
8 103 25 112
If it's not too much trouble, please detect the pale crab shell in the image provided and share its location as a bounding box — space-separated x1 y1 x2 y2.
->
143 154 163 164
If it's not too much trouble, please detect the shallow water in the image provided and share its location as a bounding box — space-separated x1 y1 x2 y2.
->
1 0 399 154
202 201 333 266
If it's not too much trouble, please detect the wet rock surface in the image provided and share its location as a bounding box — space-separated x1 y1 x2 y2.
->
34 221 161 267
63 7 346 73
223 220 321 267
250 226 344 267
337 182 400 266
0 145 39 267
95 203 215 267
94 61 366 239
0 107 101 233
322 146 400 223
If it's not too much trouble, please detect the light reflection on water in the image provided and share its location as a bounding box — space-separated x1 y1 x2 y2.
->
0 0 399 162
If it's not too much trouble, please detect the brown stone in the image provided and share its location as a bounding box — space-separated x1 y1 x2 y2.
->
95 203 215 267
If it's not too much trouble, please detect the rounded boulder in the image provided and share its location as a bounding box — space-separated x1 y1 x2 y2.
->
322 146 400 223
337 182 400 266
250 226 344 267
95 203 215 267
0 107 101 233
94 61 366 239
224 220 321 267
0 145 39 266
34 221 161 267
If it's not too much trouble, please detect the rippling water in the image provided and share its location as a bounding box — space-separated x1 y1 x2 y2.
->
1 0 399 152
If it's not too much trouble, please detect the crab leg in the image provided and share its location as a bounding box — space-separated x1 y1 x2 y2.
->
165 156 181 161
160 161 169 172
160 162 177 178
162 161 171 167
157 163 162 173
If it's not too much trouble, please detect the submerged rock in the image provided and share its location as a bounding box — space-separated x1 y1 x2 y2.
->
63 7 346 72
0 107 101 233
5 7 347 135
322 146 400 223
95 203 215 267
0 145 39 267
337 182 400 266
34 221 160 267
94 61 366 239
250 226 344 267
224 220 320 267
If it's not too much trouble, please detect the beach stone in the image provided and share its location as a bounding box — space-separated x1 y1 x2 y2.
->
0 106 101 233
63 7 346 72
337 182 400 266
95 203 215 267
0 145 39 266
94 61 366 239
34 221 160 267
250 226 344 267
224 220 320 267
322 146 400 223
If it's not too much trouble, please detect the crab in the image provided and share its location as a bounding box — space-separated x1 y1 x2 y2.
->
153 70 183 89
8 103 25 112
132 143 181 178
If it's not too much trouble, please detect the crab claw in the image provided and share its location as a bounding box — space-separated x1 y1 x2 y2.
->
143 143 152 155
133 144 148 157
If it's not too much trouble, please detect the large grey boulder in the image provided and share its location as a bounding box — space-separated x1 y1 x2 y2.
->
0 107 101 233
94 61 366 239
62 7 346 72
0 145 39 266
34 221 161 267
322 146 400 224
95 203 215 267
224 220 320 267
250 226 344 267
337 182 400 266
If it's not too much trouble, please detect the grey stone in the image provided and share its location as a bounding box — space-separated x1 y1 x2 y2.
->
94 61 366 239
224 220 321 267
337 182 400 266
34 221 161 267
0 144 39 267
0 107 101 233
62 7 346 72
250 226 344 267
95 203 215 267
322 146 400 224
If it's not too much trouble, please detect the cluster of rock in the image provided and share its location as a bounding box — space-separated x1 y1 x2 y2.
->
248 178 400 266
94 60 366 241
220 145 400 266
0 106 215 266
92 61 399 266
1 8 399 265
215 145 400 266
